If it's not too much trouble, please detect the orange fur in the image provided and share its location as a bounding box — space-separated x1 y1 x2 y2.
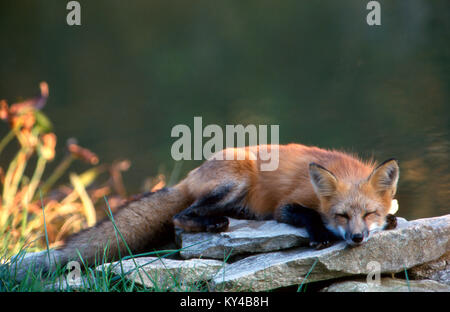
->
177 143 398 244
181 144 379 216
15 143 399 276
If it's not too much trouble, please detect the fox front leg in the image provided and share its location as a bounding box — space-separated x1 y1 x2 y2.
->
277 203 340 249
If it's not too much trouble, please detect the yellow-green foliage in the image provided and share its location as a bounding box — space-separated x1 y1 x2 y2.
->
0 83 132 257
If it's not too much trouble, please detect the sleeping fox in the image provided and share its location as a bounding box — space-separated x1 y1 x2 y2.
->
14 143 399 275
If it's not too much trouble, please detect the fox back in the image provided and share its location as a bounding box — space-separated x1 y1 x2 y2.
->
11 143 399 280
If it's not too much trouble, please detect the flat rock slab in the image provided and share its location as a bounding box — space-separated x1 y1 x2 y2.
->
8 249 63 282
322 278 450 292
211 215 450 291
178 218 309 259
45 273 95 291
409 251 450 285
100 257 225 290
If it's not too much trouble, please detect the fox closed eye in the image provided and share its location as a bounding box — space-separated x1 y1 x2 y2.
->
363 211 378 218
336 213 349 219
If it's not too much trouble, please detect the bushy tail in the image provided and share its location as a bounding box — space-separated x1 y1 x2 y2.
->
10 186 192 280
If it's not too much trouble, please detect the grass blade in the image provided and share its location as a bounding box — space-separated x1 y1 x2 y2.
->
297 257 318 292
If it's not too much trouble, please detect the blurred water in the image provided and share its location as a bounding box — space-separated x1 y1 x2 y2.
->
0 1 448 220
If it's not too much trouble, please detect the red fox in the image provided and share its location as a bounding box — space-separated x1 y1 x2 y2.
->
14 143 399 276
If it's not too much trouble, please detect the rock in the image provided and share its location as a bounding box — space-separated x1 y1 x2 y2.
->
45 273 95 291
178 218 309 259
100 257 225 290
409 251 450 285
212 244 346 291
321 278 450 292
211 215 450 291
7 249 64 282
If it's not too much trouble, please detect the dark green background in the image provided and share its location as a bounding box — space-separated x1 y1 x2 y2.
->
0 1 448 219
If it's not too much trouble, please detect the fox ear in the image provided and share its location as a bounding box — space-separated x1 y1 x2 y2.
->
309 163 338 197
368 158 399 197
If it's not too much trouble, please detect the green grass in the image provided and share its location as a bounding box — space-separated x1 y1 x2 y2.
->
0 85 229 292
0 192 326 293
297 257 319 292
0 195 225 292
1 236 223 292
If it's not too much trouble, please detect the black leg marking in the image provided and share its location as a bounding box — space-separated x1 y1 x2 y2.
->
193 185 234 211
278 204 340 249
383 214 397 230
173 184 245 233
173 214 229 233
180 185 234 218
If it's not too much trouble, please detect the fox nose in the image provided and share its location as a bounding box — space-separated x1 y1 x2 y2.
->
351 233 364 244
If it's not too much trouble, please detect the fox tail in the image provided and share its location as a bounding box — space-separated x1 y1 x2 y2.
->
9 185 192 281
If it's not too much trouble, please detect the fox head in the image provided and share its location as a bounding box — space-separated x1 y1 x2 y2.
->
309 159 399 245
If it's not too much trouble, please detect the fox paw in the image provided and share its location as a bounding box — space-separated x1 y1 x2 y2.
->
308 229 338 249
309 240 334 250
206 216 229 233
383 214 397 230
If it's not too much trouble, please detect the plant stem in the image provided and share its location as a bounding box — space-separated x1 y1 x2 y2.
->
40 190 51 265
0 129 15 157
70 173 96 227
1 148 30 213
21 156 47 234
40 154 74 196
